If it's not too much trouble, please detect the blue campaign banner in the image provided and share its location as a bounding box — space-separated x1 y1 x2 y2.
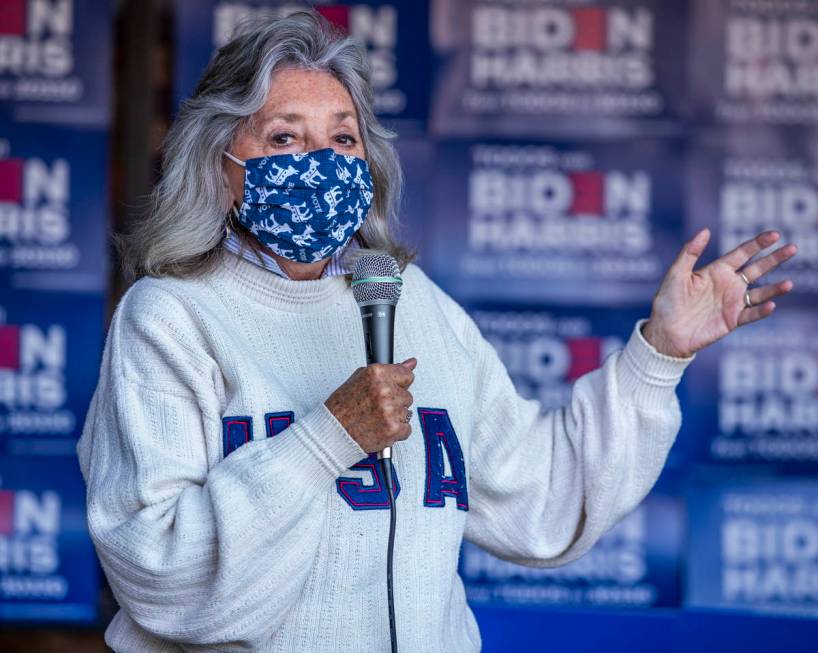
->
690 0 818 126
461 490 683 610
0 0 111 126
683 308 818 469
0 291 104 458
424 139 684 305
687 130 818 304
0 456 97 623
430 0 687 138
174 0 430 128
688 476 818 619
0 125 109 293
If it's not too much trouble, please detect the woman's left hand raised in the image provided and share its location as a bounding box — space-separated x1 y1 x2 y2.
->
642 229 798 359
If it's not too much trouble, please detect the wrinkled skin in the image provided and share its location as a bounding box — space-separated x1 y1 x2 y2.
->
325 358 417 453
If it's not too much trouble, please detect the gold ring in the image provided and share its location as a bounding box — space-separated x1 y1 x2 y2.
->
744 290 753 308
405 409 413 424
738 270 751 286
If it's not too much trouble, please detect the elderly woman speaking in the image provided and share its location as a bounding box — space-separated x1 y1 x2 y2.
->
78 10 797 653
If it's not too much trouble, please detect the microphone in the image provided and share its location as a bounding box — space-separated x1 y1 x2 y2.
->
352 253 403 460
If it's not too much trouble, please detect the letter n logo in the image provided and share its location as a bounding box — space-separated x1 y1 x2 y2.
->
418 408 468 511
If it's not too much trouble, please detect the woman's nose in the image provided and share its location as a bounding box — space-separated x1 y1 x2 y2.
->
303 132 334 153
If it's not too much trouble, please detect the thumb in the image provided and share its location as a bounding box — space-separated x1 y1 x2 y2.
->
671 228 710 276
399 357 417 371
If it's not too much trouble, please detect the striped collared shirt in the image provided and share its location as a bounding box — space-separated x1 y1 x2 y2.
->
222 230 357 279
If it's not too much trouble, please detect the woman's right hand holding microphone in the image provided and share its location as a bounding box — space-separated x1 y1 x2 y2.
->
325 358 417 454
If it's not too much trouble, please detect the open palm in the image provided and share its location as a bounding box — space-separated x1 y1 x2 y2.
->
642 229 798 359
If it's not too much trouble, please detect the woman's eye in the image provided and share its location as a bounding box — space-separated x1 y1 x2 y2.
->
270 133 294 146
335 134 358 146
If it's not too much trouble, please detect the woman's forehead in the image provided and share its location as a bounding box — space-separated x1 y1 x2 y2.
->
261 67 357 117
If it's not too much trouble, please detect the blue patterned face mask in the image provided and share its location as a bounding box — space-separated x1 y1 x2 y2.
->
224 148 374 263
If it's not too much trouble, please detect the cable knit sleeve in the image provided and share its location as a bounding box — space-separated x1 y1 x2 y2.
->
428 282 693 568
76 282 365 650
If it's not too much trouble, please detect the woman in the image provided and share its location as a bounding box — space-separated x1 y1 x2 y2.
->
78 11 797 653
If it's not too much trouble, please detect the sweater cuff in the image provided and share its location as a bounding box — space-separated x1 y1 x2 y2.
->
616 318 694 410
291 402 367 477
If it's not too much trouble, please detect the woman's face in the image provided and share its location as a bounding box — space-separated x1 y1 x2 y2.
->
224 67 366 206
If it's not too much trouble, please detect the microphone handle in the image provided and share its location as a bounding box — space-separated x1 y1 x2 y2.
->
359 303 396 459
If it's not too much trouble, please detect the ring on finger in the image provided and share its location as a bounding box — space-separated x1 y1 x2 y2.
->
738 270 751 286
744 289 753 308
404 409 413 424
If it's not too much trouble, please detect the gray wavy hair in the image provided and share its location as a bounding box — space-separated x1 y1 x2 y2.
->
120 10 413 279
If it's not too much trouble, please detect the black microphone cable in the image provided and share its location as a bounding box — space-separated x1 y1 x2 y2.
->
379 458 398 653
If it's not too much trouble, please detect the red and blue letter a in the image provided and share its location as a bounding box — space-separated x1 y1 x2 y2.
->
419 408 468 511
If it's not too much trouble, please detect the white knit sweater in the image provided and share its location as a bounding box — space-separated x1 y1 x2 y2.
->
77 251 692 653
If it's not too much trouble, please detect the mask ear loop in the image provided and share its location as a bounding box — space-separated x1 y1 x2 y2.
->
223 151 246 167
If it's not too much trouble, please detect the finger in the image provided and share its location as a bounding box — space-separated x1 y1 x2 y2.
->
737 300 776 327
391 363 415 388
721 231 780 270
399 357 417 371
388 408 411 436
396 388 413 408
748 280 794 306
395 423 411 441
739 243 798 283
670 228 711 276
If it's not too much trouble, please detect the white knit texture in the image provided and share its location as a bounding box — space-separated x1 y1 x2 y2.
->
77 251 693 653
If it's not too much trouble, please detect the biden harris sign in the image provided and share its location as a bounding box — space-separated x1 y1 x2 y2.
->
0 292 104 458
430 0 687 137
0 0 111 125
687 130 818 303
0 457 97 622
425 139 683 305
690 0 818 126
688 478 818 619
684 308 818 469
0 126 108 293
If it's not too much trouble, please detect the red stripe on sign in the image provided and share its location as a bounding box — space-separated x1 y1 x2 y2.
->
0 490 14 535
317 6 350 32
572 8 606 51
565 337 602 382
0 159 24 203
0 0 26 36
0 325 20 370
568 171 604 216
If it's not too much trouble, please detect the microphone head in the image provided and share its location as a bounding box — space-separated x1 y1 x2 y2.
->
352 254 403 307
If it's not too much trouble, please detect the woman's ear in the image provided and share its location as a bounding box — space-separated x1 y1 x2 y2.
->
222 156 243 208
